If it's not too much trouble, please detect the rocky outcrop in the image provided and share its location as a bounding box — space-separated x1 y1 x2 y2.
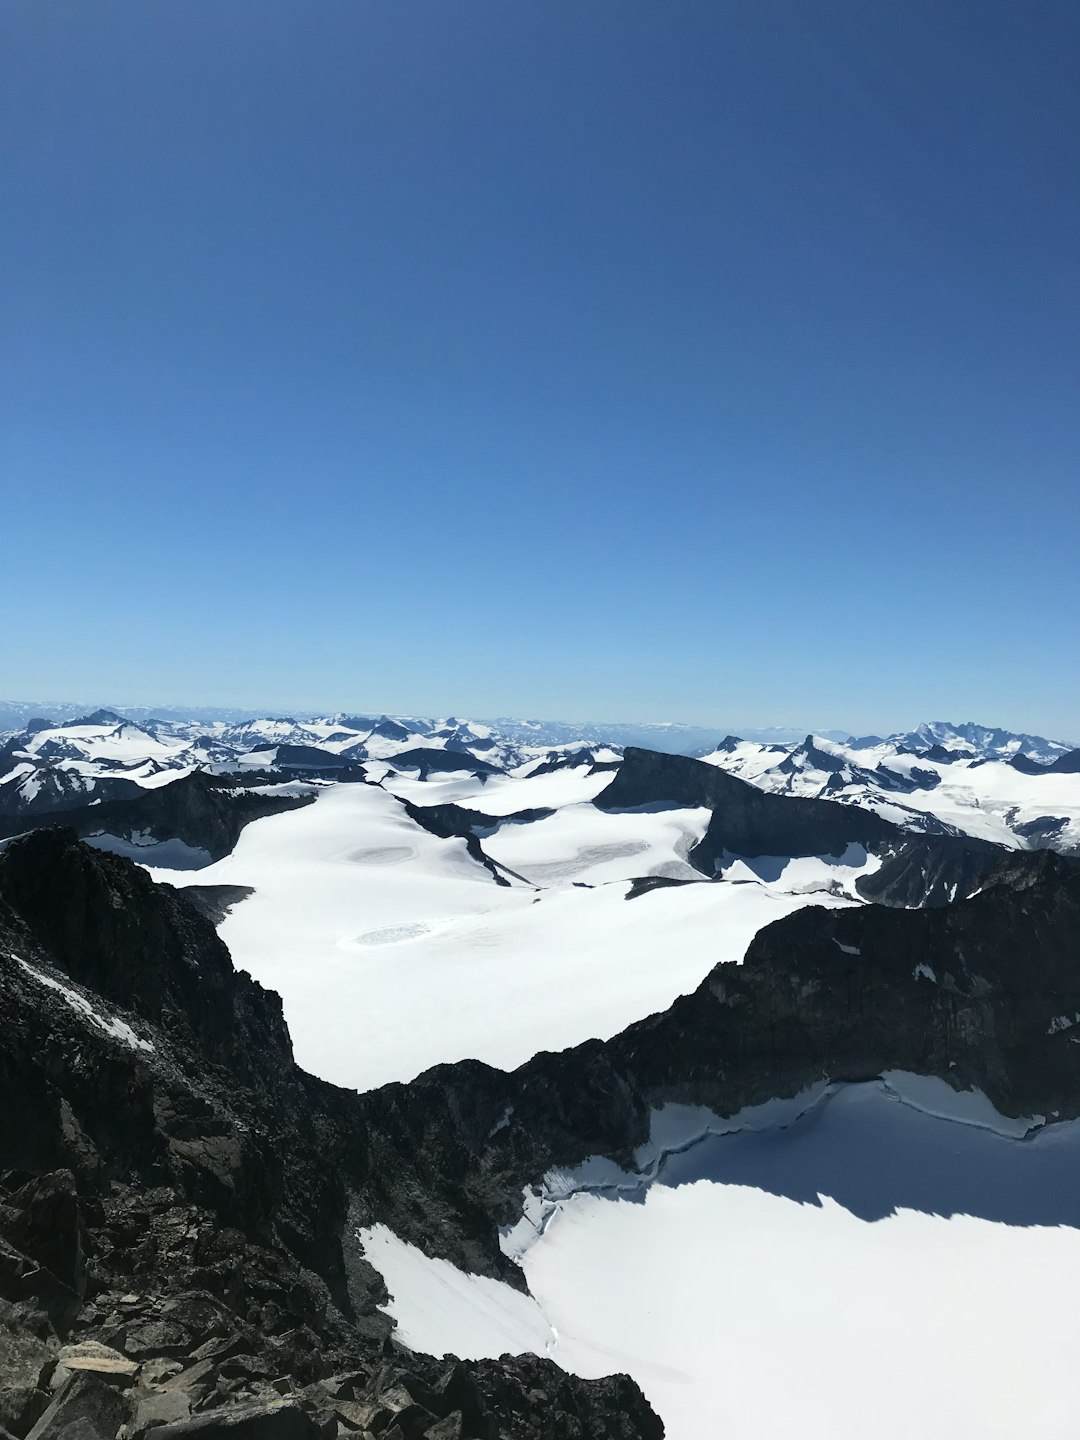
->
402 802 554 887
389 751 501 780
521 749 616 779
180 887 256 926
0 773 315 862
854 834 1003 907
595 747 898 866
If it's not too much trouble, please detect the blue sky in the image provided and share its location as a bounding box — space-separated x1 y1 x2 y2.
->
3 0 1078 736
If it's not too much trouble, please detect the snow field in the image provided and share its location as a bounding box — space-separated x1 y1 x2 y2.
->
362 1080 1080 1440
159 783 849 1091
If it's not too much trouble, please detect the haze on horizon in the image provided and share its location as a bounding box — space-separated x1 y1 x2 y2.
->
0 693 1076 752
3 1 1078 737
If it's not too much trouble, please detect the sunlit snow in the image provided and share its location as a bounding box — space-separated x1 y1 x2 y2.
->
158 783 850 1090
361 1078 1080 1440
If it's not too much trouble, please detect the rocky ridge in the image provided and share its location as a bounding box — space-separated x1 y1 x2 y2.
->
595 746 1005 904
0 772 317 861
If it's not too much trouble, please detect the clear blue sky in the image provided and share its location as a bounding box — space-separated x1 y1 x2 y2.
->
3 0 1078 736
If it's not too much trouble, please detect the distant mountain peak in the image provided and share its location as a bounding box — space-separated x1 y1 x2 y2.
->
894 720 1074 763
65 707 127 728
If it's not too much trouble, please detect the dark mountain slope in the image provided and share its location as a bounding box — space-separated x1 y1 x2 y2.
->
389 749 502 779
0 762 145 818
0 771 315 861
854 834 1004 907
597 746 898 864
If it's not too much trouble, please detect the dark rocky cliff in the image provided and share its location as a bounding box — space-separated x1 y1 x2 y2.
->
0 771 315 861
595 747 899 866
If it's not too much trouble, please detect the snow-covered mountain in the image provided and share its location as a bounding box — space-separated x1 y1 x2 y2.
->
868 719 1076 764
4 704 1079 863
701 730 1080 855
0 710 542 824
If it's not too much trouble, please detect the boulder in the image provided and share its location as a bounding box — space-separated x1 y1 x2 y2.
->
422 1415 462 1440
0 1236 82 1340
143 1400 321 1440
56 1343 139 1379
157 1362 219 1411
5 1173 86 1300
24 1371 130 1440
157 1295 234 1348
124 1322 193 1360
132 1389 193 1435
0 1323 55 1435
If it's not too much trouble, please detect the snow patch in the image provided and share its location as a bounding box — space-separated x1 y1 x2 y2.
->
361 1081 1080 1440
11 953 154 1052
356 1224 556 1359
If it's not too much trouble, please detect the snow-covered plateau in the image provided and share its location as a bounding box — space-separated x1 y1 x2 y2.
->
155 778 851 1089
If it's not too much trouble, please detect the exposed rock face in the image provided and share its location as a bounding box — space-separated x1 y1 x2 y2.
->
0 830 663 1440
854 834 1003 908
0 829 290 1085
179 887 256 926
389 751 501 779
0 772 315 861
0 763 145 820
596 746 897 866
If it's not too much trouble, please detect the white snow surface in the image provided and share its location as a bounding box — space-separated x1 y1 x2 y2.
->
158 783 849 1091
394 764 614 816
479 801 710 885
718 841 880 897
360 1077 1080 1440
